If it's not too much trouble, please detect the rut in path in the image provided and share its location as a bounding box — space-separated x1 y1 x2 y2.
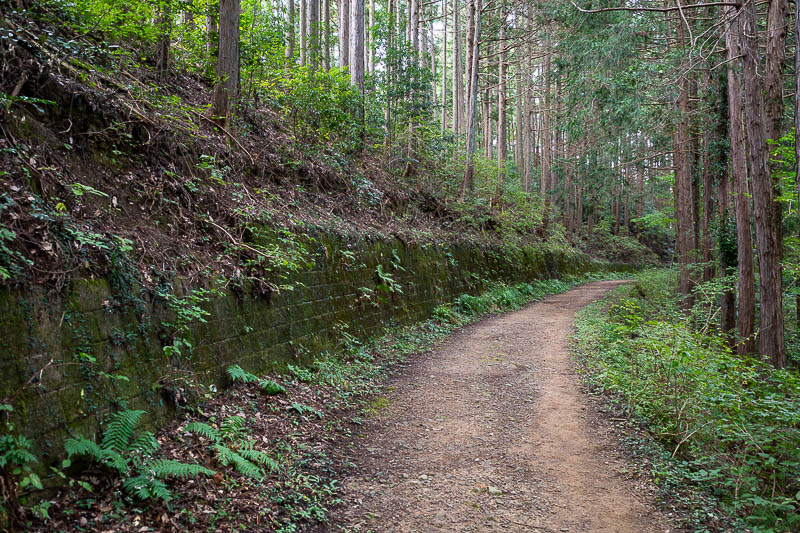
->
333 280 671 533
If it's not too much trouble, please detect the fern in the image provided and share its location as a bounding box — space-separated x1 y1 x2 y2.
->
122 475 172 503
101 410 145 453
65 409 215 503
128 432 159 455
64 437 104 460
226 365 258 384
228 365 287 396
212 444 263 480
237 444 279 473
147 459 215 480
184 422 220 441
220 416 245 441
258 379 287 395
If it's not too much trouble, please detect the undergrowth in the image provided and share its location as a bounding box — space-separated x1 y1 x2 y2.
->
21 272 626 531
574 269 800 532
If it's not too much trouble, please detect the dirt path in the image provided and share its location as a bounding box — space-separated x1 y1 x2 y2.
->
333 281 671 533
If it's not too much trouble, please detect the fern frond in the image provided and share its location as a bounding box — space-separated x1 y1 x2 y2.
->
122 474 172 503
128 431 159 455
100 449 129 474
184 422 220 442
226 365 258 384
212 444 263 480
147 459 215 480
220 416 245 440
64 437 104 460
101 410 145 452
237 444 279 473
258 379 287 395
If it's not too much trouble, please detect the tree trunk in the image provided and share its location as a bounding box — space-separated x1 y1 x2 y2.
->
338 0 350 67
674 17 694 305
308 0 320 68
496 13 507 199
452 0 462 135
716 72 736 345
211 0 240 128
324 0 331 69
155 3 172 81
795 0 800 330
441 0 448 134
725 7 756 355
385 0 393 144
286 0 295 61
349 0 365 89
206 5 218 61
541 34 552 229
514 29 524 183
740 0 786 367
367 0 374 74
462 0 481 196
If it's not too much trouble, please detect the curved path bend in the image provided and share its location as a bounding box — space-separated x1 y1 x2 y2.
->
333 280 672 533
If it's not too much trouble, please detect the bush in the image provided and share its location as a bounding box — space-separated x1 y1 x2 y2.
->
574 269 800 531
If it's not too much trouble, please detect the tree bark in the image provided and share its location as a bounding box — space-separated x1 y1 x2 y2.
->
452 0 463 135
725 7 756 355
286 0 296 61
155 2 172 81
338 0 350 67
541 34 552 229
349 0 365 89
308 0 320 68
324 0 331 69
462 0 481 196
441 0 448 134
795 0 800 330
674 17 694 305
496 12 507 199
740 0 786 367
211 0 240 128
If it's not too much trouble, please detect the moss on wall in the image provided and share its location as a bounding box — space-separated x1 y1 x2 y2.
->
0 231 605 464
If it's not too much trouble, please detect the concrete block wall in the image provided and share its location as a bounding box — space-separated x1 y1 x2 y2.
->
0 231 597 463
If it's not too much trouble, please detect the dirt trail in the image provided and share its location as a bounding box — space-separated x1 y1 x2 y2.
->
334 281 671 533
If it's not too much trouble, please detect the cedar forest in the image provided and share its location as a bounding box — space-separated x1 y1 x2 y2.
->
2 0 800 531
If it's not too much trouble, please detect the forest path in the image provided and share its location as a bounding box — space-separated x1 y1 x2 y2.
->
333 280 671 533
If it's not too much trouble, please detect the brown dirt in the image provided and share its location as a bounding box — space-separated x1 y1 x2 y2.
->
334 280 673 533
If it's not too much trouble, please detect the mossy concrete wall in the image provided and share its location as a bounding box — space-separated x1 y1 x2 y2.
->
0 233 601 464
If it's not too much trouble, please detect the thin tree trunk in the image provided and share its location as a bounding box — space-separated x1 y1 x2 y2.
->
324 0 331 69
308 0 320 68
725 7 756 355
441 0 448 134
739 0 785 367
541 34 552 229
286 0 296 61
515 33 524 183
385 0 394 144
156 3 172 81
452 0 462 135
211 0 240 127
674 18 694 305
497 12 507 199
795 0 800 330
300 0 307 65
716 71 736 345
338 0 350 67
349 0 365 89
367 0 374 74
462 0 481 196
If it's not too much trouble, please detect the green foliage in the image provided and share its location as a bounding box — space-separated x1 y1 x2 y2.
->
226 365 287 395
65 410 214 503
0 195 34 281
184 415 279 480
574 270 800 531
1 404 41 525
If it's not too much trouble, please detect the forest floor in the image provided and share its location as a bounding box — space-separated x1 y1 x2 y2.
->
332 280 676 533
